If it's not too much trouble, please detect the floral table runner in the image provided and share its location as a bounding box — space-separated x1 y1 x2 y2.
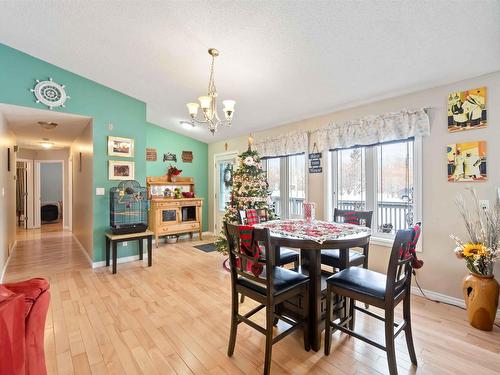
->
255 219 371 244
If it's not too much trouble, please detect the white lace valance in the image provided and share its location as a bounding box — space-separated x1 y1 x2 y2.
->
254 129 308 158
311 108 430 151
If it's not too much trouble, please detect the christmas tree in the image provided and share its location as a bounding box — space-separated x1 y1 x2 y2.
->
215 142 277 254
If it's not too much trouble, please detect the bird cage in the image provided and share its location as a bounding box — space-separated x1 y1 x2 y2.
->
109 180 148 234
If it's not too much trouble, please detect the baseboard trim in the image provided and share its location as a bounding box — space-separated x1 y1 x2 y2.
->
92 253 149 269
72 235 93 267
411 285 500 320
0 241 17 283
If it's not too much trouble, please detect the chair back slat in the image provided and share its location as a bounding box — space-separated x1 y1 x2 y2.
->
334 209 373 228
385 225 421 301
225 222 275 294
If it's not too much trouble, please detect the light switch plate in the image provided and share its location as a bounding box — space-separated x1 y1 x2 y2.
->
122 241 127 247
96 187 105 196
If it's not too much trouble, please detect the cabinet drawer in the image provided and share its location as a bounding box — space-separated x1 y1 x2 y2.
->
158 222 200 234
157 201 180 208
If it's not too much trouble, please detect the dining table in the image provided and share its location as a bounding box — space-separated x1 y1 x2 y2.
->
256 219 371 352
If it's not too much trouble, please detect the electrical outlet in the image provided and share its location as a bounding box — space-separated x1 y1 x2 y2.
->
479 200 490 210
122 241 128 247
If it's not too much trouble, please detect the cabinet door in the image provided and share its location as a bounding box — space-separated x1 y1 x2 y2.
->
161 208 178 224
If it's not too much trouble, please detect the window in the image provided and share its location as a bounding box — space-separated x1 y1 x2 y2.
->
264 154 306 219
330 138 421 241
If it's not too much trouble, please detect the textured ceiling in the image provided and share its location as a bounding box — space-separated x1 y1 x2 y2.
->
0 1 499 143
0 104 91 150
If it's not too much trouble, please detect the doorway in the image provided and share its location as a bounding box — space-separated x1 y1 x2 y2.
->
214 152 238 233
35 160 65 231
15 159 34 230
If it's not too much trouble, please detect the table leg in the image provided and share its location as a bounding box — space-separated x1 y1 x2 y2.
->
139 238 144 260
339 248 349 270
105 237 110 267
301 248 322 352
273 245 280 266
147 236 152 267
112 241 118 274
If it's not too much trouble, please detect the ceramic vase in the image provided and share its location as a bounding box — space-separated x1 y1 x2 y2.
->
462 273 499 331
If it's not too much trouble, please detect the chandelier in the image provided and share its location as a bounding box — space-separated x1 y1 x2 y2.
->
186 48 235 135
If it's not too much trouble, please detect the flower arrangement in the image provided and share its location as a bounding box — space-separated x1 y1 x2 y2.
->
451 189 499 276
167 165 182 176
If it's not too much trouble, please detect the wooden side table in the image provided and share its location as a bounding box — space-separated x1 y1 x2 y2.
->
105 230 154 274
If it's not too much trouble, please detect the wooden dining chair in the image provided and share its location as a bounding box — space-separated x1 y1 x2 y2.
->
324 224 421 375
321 209 373 271
225 222 310 375
241 209 299 268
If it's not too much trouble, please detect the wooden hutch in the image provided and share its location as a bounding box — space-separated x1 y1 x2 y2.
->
147 176 203 246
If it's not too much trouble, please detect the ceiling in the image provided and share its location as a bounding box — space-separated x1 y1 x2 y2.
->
0 104 91 150
0 1 499 143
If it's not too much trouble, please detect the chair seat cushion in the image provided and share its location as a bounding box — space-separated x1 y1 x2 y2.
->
260 247 299 266
321 249 365 268
278 248 299 265
326 267 403 300
238 267 308 295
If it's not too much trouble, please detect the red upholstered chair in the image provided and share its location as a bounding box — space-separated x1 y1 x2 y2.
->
0 286 25 375
1 278 51 375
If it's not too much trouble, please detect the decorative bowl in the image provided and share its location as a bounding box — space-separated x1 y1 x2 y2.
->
182 192 195 198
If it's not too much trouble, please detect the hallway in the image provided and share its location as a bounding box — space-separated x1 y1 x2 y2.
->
4 230 89 283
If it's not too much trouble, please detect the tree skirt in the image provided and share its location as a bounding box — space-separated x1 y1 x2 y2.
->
256 219 370 244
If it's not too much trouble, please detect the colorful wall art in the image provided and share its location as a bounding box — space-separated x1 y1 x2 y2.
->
447 141 487 182
448 87 487 132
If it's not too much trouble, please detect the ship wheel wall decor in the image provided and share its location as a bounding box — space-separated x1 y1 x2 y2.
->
30 78 70 110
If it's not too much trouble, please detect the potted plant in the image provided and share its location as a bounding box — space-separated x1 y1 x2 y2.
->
451 189 499 331
167 165 182 182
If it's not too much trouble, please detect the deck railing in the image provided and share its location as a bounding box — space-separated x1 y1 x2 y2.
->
270 196 410 232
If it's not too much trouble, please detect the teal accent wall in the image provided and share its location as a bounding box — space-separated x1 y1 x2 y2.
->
146 123 208 230
0 43 208 262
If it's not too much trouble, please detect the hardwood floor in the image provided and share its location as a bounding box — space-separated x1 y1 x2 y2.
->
4 232 500 375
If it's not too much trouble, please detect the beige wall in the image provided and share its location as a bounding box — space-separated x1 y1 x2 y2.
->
208 71 500 299
18 148 71 226
0 113 16 278
70 122 93 259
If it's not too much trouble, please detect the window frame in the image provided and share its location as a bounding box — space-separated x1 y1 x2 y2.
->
263 153 308 219
328 137 423 250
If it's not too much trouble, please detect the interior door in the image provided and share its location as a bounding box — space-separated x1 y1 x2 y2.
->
214 153 237 233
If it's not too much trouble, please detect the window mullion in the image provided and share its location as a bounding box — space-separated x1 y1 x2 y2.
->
280 156 288 219
365 146 377 232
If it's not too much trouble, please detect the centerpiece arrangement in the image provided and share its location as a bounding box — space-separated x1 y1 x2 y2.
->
451 189 499 331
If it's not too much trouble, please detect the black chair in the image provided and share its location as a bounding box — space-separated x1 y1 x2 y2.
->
321 209 373 270
324 225 421 375
225 223 310 375
239 209 299 268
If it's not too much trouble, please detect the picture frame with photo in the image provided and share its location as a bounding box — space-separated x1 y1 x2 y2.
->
108 136 134 157
109 160 135 180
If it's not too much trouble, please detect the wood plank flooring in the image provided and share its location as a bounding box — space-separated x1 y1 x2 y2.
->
4 231 500 374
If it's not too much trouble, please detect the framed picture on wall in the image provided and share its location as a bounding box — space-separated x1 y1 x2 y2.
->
447 141 487 182
108 136 134 157
447 87 487 132
109 160 135 180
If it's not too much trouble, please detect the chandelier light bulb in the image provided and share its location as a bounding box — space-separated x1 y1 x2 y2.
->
223 100 235 112
186 102 199 117
198 96 211 110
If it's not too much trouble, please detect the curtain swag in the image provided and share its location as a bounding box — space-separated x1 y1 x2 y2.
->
310 108 430 152
254 129 308 158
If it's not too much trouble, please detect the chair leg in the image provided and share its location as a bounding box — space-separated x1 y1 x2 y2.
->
264 307 274 375
240 294 245 303
403 293 418 366
385 309 398 375
294 259 299 269
324 285 332 355
227 290 239 356
349 298 355 330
